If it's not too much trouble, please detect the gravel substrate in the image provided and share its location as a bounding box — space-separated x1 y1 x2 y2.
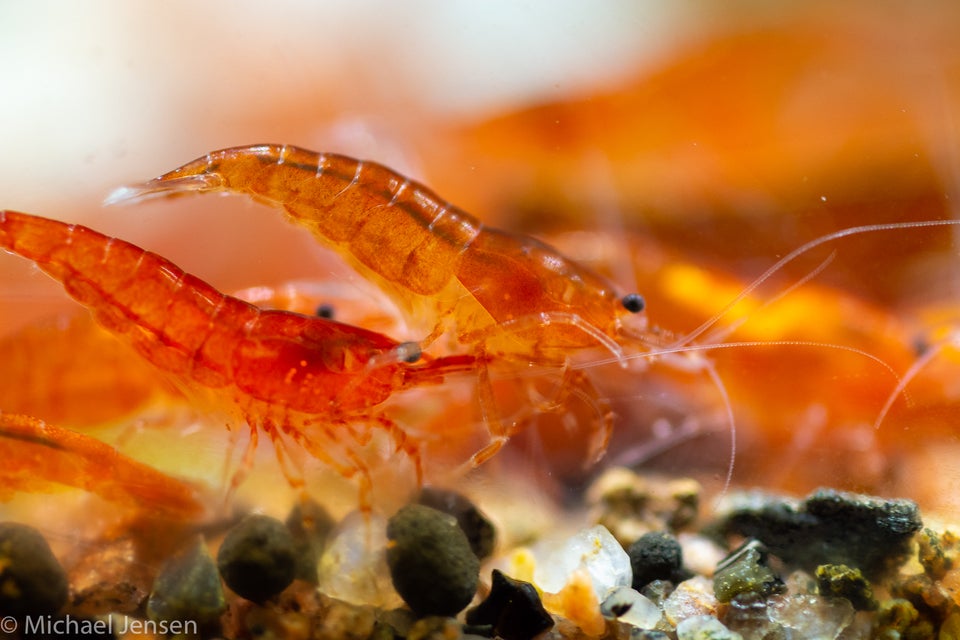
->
2 469 958 639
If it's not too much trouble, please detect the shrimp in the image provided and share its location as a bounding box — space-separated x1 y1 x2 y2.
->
107 144 650 465
0 311 171 428
0 412 204 517
0 210 476 508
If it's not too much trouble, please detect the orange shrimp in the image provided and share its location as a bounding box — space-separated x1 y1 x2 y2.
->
108 145 647 363
0 311 172 428
108 144 649 465
0 412 204 518
0 210 476 507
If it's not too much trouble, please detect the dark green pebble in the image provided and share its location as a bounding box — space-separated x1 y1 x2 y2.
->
465 570 553 640
815 563 876 611
147 536 225 626
217 514 297 603
713 539 784 603
285 498 335 584
0 522 68 615
416 487 496 560
628 531 689 590
386 504 479 617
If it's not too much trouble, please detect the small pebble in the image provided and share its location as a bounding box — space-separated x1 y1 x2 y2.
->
676 614 743 640
723 592 783 640
147 536 225 626
628 531 688 589
940 611 960 640
712 540 784 603
466 569 553 640
386 504 479 617
285 497 336 584
318 511 399 607
217 514 297 603
406 616 462 640
767 594 854 638
874 598 931 639
815 563 876 610
600 586 662 629
640 580 674 606
416 487 497 560
587 468 701 545
533 524 631 599
0 522 68 615
661 576 718 627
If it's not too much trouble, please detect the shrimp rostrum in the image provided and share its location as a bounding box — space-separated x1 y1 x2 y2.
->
0 210 475 508
109 144 651 465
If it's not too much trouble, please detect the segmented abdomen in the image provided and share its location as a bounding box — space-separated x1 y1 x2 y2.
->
163 144 482 297
0 210 256 388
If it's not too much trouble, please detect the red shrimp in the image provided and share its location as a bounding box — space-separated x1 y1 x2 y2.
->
0 210 476 508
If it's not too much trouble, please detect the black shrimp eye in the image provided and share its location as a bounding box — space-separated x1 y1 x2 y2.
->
315 303 335 319
621 293 645 313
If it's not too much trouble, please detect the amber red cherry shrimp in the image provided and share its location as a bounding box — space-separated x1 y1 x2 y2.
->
107 144 648 366
0 210 476 509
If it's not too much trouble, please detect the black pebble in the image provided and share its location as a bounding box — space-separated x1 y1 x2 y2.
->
627 531 689 590
465 570 553 640
147 536 225 626
386 504 479 617
416 487 496 560
0 522 68 615
217 514 297 603
720 488 922 579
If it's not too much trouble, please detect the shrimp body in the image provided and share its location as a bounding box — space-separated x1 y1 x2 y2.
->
0 412 204 517
110 144 645 364
0 210 475 500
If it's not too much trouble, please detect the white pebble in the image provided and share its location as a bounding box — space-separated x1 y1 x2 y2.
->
767 594 854 639
676 615 743 639
662 576 718 627
317 511 402 608
533 525 631 599
601 586 662 629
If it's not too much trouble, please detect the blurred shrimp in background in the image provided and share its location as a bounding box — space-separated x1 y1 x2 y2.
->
3 0 960 521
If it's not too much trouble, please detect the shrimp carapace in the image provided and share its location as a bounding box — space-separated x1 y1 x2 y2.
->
0 210 477 505
108 144 647 365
